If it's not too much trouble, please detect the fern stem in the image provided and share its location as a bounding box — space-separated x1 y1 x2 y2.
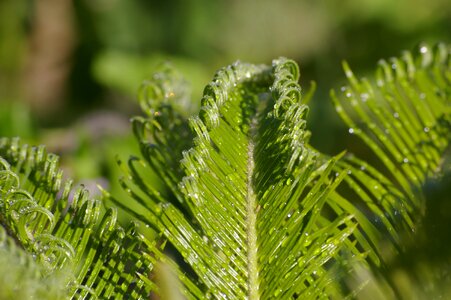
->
246 118 260 300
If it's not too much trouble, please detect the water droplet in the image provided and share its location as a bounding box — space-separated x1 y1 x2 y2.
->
420 46 428 53
419 93 426 99
346 92 352 98
360 165 366 171
403 158 409 164
335 172 339 177
348 128 354 134
423 127 430 133
165 91 175 99
347 170 352 175
393 112 399 119
391 63 397 70
360 93 369 102
340 86 347 92
297 258 306 267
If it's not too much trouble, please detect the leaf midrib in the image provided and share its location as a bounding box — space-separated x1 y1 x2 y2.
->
246 116 259 300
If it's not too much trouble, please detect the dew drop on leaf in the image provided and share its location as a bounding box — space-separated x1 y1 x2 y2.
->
360 93 369 102
298 258 305 267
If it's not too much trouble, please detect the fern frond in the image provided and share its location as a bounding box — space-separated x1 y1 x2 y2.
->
119 43 450 299
0 138 155 299
331 43 450 243
120 58 379 299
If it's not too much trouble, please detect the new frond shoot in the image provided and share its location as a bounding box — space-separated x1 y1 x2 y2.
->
0 43 449 299
115 43 449 298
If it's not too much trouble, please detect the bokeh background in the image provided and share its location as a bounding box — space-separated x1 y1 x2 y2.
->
0 0 450 218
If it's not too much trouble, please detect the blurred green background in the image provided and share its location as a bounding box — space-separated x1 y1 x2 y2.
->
0 0 449 215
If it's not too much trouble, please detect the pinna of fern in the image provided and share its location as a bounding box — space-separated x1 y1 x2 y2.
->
0 138 156 299
109 43 450 299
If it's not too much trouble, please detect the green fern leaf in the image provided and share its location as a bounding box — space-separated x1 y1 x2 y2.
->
0 138 156 299
331 43 450 239
119 44 450 299
329 43 450 297
117 59 380 299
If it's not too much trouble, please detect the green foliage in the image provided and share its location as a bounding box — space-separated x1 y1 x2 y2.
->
0 139 155 299
0 226 69 300
0 43 449 299
112 44 449 298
